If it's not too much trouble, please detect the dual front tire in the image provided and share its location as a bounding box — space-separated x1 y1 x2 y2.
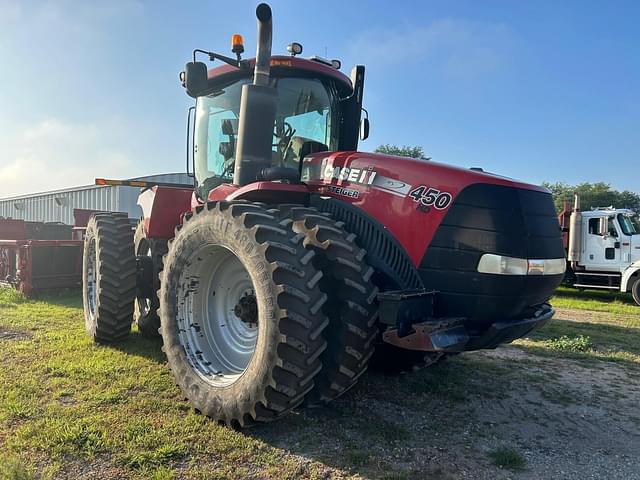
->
82 204 423 425
159 202 331 426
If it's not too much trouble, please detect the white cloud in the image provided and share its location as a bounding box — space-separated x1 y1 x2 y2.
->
0 118 140 197
348 18 513 78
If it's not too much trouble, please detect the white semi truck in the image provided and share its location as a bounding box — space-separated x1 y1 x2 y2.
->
559 195 640 305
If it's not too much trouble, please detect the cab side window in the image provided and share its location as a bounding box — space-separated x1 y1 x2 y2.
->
588 217 618 236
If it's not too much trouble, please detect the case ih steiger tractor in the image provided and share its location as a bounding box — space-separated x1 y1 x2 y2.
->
83 4 566 426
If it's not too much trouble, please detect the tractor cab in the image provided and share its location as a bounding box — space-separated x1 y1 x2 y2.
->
182 27 367 201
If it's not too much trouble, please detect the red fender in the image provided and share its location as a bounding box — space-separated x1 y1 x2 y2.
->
138 186 193 239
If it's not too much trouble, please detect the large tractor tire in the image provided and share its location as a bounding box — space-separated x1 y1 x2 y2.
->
82 213 136 343
133 222 168 337
275 205 378 404
159 201 329 427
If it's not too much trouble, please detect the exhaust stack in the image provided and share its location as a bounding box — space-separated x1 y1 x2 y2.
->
567 194 582 267
233 3 277 186
253 3 273 87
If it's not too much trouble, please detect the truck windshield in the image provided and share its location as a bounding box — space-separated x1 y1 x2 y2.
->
194 76 339 199
618 213 640 236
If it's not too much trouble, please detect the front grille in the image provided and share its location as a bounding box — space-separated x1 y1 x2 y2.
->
420 183 564 322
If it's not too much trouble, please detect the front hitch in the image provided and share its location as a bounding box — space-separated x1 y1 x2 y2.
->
381 301 555 353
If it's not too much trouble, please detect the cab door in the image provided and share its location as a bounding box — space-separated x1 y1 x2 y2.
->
581 215 620 271
616 213 635 266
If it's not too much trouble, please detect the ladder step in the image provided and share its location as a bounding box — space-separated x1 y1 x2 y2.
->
572 284 620 290
575 272 620 277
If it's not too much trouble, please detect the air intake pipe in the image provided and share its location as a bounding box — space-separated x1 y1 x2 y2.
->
233 3 277 186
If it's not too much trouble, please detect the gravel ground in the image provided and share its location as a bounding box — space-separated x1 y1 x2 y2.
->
255 307 640 479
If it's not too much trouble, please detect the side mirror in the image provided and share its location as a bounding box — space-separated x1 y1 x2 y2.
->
182 62 208 97
598 217 608 236
360 117 370 141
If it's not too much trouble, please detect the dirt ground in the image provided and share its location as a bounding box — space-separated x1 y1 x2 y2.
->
253 307 640 479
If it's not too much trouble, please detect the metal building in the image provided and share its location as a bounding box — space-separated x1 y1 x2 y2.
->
0 173 192 225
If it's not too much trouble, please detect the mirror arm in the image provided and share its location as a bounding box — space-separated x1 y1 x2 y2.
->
192 49 250 70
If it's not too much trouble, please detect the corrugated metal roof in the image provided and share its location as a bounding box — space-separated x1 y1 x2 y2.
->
0 173 192 201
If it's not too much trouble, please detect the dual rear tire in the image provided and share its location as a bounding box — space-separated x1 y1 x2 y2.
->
82 213 136 343
133 222 167 337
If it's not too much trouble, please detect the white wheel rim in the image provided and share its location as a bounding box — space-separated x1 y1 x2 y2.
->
177 245 258 387
85 237 97 323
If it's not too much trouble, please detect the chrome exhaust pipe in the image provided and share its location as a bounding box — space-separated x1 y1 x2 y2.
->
253 3 272 87
232 3 277 186
567 194 582 268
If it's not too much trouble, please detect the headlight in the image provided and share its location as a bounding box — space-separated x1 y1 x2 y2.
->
477 254 566 276
477 254 528 275
529 258 566 275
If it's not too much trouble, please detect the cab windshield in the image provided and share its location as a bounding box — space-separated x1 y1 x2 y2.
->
194 76 339 199
618 213 640 236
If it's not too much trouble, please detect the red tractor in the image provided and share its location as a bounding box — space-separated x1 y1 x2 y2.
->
83 4 565 427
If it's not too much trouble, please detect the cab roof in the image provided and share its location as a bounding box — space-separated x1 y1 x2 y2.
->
582 208 635 217
205 55 353 94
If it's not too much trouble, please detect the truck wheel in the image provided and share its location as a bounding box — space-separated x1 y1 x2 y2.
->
159 202 328 426
83 213 136 343
133 222 167 337
632 278 640 306
275 206 379 404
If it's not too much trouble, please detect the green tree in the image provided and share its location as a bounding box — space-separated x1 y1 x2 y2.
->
542 181 640 213
375 144 431 160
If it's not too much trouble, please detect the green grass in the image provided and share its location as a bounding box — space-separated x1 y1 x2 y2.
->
545 334 594 352
2 286 640 479
515 312 640 366
488 447 526 471
0 288 27 305
551 286 640 316
0 289 356 479
0 455 43 480
510 287 640 365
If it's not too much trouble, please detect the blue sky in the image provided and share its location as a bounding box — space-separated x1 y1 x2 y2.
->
0 0 638 197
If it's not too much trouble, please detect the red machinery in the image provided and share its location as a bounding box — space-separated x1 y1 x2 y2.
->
82 3 565 426
0 209 115 296
0 218 84 296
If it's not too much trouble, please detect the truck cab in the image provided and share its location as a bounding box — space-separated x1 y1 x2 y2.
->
580 209 640 270
562 197 640 304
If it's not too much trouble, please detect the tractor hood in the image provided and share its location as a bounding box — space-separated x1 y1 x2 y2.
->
302 150 564 322
302 150 551 264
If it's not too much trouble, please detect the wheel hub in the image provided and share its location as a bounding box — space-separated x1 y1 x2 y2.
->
234 293 258 326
